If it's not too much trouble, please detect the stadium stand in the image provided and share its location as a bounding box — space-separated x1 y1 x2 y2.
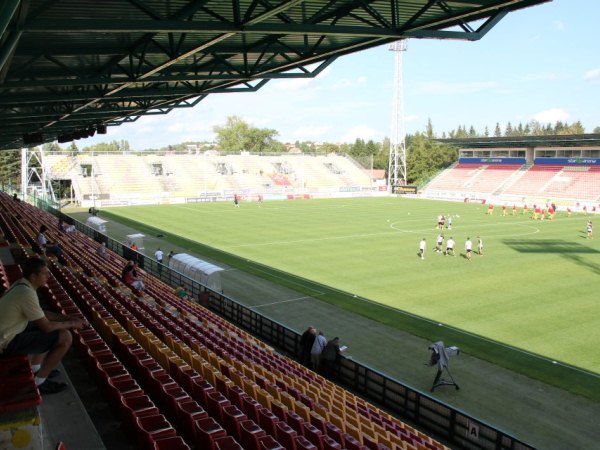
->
43 153 374 205
0 192 449 449
503 165 600 201
423 161 600 203
422 163 524 195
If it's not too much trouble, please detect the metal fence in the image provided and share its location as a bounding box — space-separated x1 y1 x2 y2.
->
40 199 534 450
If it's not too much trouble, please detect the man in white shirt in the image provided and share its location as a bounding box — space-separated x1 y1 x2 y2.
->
310 331 327 372
445 237 456 256
435 234 444 253
419 238 426 260
477 236 483 256
465 237 473 261
155 248 164 274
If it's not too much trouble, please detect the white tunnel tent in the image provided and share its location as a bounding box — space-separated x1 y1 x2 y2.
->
169 253 223 292
86 216 108 233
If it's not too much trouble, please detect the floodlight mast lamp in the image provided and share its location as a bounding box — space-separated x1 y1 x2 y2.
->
388 40 408 190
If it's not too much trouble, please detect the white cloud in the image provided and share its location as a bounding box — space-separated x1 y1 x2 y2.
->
415 80 498 95
339 125 379 143
553 20 565 31
405 114 419 122
583 68 600 81
521 72 559 81
531 108 569 124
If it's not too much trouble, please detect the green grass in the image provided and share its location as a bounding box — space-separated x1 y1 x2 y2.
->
98 197 600 400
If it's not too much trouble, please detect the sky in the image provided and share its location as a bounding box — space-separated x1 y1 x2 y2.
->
82 0 599 150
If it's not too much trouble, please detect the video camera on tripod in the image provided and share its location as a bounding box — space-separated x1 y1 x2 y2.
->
427 341 460 392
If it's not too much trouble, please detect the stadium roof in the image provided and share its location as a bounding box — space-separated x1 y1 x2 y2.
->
439 134 600 148
0 0 550 150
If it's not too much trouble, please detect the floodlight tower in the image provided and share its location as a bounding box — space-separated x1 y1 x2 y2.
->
388 40 408 189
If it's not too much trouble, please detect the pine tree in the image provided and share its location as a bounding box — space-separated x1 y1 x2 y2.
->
505 122 513 136
494 122 502 137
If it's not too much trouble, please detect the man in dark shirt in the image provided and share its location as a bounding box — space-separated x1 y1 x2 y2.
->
299 326 316 366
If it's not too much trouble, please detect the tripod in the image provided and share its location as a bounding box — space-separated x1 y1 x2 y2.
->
431 365 460 392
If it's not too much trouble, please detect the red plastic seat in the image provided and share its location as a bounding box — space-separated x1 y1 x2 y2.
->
214 436 244 450
194 417 228 450
322 435 342 450
240 419 267 450
286 410 305 435
222 405 248 440
241 395 261 422
258 407 279 437
271 400 287 421
192 377 216 408
302 422 325 450
342 433 363 450
258 435 285 450
153 435 191 449
206 390 232 424
135 414 177 449
120 395 159 429
275 421 298 450
227 384 246 408
325 422 344 447
176 399 208 439
295 435 319 450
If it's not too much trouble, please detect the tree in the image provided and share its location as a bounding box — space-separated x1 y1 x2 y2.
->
593 126 600 134
425 118 434 139
505 122 513 137
0 149 20 190
406 133 458 185
213 115 281 152
494 122 502 137
484 126 489 137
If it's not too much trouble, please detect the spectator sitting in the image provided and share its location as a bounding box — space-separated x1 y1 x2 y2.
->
96 242 108 259
121 261 145 291
0 257 86 394
37 225 62 258
175 286 189 300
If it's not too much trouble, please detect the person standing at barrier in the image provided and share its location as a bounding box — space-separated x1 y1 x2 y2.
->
0 258 86 394
155 247 164 274
299 326 316 367
322 337 345 378
310 331 327 373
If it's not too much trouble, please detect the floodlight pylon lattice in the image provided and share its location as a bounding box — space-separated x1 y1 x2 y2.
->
388 40 408 190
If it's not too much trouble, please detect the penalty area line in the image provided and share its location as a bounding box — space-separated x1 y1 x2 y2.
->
253 294 324 308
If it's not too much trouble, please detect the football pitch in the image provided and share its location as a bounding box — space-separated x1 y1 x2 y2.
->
99 197 599 393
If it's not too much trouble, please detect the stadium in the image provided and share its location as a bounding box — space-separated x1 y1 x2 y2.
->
1 2 599 450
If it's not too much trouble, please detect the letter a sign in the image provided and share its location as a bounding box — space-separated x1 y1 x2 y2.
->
467 420 479 440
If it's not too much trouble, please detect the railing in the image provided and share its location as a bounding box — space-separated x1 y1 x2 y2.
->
34 197 534 450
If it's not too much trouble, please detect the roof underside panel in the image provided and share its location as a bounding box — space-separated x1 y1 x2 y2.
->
0 0 551 149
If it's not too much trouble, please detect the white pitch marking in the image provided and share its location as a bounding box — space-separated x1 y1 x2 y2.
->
253 294 323 308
